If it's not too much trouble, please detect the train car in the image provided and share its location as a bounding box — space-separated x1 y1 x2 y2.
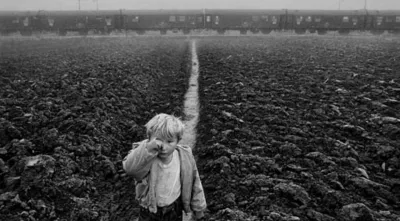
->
28 10 68 34
287 10 367 35
84 10 123 34
367 10 400 34
122 9 204 34
41 10 91 35
0 11 35 35
2 8 399 36
205 9 286 34
0 10 87 36
37 10 123 35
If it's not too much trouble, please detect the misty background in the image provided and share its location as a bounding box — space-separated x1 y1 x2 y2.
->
1 0 400 11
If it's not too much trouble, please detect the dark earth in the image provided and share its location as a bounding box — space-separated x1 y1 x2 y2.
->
1 35 400 221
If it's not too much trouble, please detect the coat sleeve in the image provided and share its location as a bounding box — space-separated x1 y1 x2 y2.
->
122 140 158 181
190 159 207 218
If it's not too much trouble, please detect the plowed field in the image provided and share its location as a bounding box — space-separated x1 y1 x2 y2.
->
0 37 190 220
196 36 400 221
1 36 400 221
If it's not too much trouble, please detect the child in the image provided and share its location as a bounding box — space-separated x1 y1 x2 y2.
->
123 113 207 221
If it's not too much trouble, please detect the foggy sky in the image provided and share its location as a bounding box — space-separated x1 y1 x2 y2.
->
1 0 400 11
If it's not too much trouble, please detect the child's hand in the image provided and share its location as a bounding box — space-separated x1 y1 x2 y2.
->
194 211 205 220
146 138 162 153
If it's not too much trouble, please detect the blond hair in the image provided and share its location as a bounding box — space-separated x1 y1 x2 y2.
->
145 113 185 141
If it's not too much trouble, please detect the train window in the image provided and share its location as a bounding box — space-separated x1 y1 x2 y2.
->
96 16 103 21
187 16 195 25
377 16 383 25
272 16 277 24
132 16 139 22
352 18 358 24
197 16 203 23
252 16 260 22
296 16 303 24
179 16 186 22
396 16 400 22
215 16 220 25
169 16 176 22
48 18 55 27
262 15 268 22
23 17 29 26
315 16 321 22
206 16 211 22
305 16 312 22
12 18 20 24
342 16 349 22
273 16 278 24
105 17 112 26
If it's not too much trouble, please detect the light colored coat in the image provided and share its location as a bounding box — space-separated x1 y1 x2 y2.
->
122 140 207 218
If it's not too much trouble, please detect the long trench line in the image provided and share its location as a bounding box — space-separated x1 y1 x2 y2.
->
180 39 200 221
180 39 200 149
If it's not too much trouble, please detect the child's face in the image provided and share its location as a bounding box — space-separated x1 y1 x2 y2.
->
151 135 179 159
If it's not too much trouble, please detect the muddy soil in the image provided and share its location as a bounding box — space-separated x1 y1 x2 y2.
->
0 37 190 220
1 36 400 221
195 36 400 221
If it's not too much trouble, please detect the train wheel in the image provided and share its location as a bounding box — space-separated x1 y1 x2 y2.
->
240 29 247 35
309 29 316 34
250 29 260 34
371 30 384 35
79 30 88 36
102 27 112 35
0 31 9 36
261 29 272 34
317 29 327 35
136 30 145 35
217 29 225 35
20 30 32 36
58 29 67 36
295 29 306 35
102 29 112 35
160 30 167 35
183 29 190 35
338 30 350 35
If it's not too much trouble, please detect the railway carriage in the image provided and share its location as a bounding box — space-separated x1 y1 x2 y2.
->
0 10 123 36
205 9 285 34
0 11 34 36
123 10 204 35
287 10 367 35
28 11 53 33
48 10 122 35
1 9 400 36
84 10 124 34
367 10 400 34
39 11 89 35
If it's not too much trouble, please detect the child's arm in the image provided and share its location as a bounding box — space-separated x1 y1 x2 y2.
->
122 139 160 181
191 162 207 219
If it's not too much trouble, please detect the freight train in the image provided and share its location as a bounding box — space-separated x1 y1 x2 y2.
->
0 9 399 36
